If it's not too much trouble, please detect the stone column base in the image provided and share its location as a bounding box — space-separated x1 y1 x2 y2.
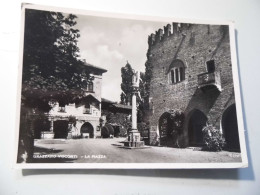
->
124 130 144 148
124 141 144 148
41 131 54 139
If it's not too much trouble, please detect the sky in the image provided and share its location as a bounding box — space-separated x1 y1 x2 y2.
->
75 14 166 102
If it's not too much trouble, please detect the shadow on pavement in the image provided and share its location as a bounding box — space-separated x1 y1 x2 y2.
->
34 146 63 154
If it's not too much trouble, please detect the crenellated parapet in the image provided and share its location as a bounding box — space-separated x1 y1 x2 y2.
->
148 22 192 47
155 28 163 43
164 24 171 37
148 33 155 46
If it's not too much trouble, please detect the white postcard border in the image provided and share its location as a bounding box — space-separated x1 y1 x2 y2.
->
13 3 248 169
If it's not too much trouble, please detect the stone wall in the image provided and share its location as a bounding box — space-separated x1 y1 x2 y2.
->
146 23 236 147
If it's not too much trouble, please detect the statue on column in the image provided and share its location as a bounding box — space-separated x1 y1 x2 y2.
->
132 70 142 101
132 70 140 87
123 69 144 148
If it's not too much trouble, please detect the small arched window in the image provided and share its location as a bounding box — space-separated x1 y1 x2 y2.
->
168 59 185 84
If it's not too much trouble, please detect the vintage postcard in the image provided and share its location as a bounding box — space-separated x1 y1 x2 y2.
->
14 3 248 169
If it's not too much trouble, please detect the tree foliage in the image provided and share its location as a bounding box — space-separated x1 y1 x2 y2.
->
159 109 184 147
202 124 226 151
22 9 87 111
120 62 145 105
120 62 134 105
120 62 146 122
101 124 114 138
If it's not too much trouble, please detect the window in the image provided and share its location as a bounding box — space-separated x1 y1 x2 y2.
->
87 82 93 92
58 107 66 112
82 80 94 92
58 102 66 113
206 60 215 73
84 104 91 114
168 60 185 84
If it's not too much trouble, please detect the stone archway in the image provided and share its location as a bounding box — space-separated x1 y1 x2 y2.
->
81 122 94 138
222 104 240 151
158 111 184 147
188 109 207 146
54 120 69 139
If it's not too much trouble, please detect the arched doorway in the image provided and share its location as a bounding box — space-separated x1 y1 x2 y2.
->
54 120 69 139
188 109 207 146
159 111 184 147
81 122 94 138
222 104 240 151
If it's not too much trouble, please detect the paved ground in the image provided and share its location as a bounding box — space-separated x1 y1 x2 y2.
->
33 138 242 163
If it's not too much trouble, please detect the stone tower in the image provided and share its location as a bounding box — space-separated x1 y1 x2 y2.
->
145 23 240 150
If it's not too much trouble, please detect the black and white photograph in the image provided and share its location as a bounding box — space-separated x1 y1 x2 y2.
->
15 4 248 168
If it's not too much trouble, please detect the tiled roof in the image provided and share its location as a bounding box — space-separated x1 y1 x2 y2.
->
101 97 132 110
101 98 116 104
84 94 100 103
112 103 132 110
82 61 107 73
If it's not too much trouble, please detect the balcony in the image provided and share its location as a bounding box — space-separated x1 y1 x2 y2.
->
197 71 221 91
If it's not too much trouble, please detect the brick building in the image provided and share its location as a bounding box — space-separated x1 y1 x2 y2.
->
146 23 240 151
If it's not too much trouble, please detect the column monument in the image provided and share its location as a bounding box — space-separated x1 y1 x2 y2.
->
124 70 144 148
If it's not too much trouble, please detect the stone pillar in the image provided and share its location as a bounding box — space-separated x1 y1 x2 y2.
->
132 93 137 130
50 120 54 132
100 115 106 127
124 70 144 148
67 123 72 139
